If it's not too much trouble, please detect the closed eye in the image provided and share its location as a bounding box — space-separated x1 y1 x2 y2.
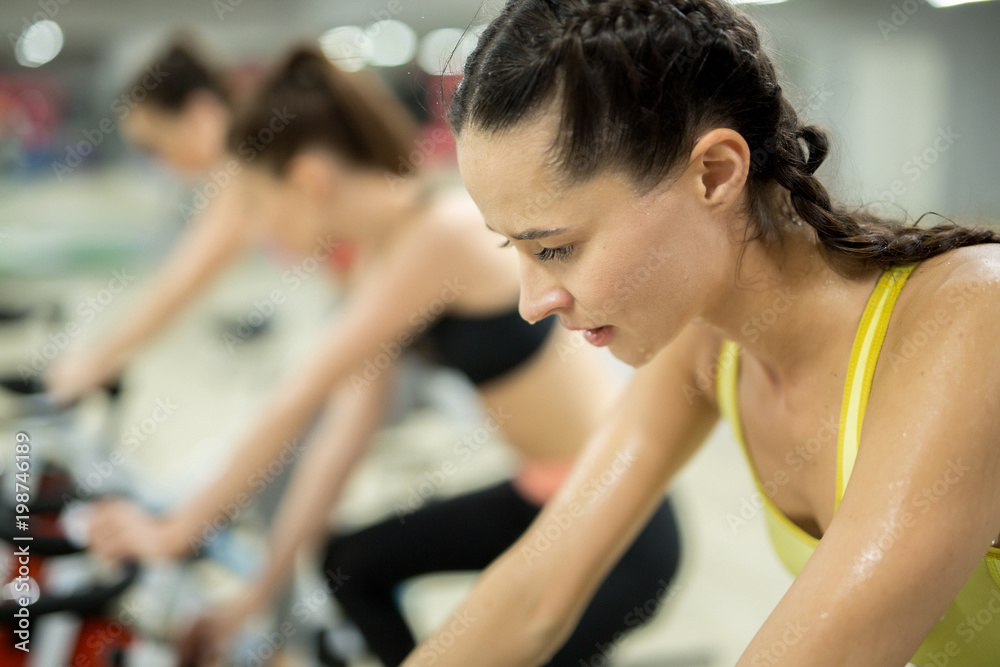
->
534 245 574 262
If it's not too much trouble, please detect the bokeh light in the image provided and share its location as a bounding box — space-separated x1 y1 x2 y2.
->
368 20 417 68
15 20 65 68
319 25 371 73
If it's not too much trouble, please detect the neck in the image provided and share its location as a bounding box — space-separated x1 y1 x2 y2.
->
701 225 882 387
332 170 429 244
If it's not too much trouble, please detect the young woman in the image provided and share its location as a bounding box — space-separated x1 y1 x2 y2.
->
45 39 262 404
86 49 682 666
400 2 1000 666
118 40 232 175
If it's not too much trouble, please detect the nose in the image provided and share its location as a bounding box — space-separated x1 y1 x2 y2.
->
518 261 573 324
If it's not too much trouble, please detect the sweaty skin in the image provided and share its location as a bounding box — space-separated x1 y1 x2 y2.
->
401 111 1000 666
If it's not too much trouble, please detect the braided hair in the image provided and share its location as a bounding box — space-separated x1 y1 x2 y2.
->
451 0 999 274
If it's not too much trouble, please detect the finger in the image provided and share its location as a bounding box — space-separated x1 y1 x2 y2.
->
93 528 133 563
88 516 122 549
87 525 114 558
87 503 118 525
89 534 121 562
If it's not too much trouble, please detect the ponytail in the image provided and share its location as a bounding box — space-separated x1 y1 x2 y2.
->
130 35 229 112
227 46 418 176
766 100 999 272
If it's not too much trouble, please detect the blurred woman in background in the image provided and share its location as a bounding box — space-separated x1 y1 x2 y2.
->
88 48 683 666
118 39 231 174
45 38 252 402
45 38 328 402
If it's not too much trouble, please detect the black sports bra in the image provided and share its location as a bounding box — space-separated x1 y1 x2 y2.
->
418 308 556 386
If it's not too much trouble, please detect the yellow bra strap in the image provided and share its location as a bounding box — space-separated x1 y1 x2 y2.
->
715 340 771 495
836 264 917 509
715 339 741 432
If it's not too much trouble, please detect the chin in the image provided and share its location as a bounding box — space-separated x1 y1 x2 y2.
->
608 339 656 368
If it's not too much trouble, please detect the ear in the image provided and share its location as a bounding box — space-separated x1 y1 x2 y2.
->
285 151 339 200
686 128 750 211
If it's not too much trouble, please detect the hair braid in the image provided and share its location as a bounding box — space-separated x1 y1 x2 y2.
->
451 0 1000 273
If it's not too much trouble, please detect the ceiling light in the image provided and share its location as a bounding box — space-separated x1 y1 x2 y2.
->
15 20 64 68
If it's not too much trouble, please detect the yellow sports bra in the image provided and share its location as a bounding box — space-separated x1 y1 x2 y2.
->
716 264 1000 667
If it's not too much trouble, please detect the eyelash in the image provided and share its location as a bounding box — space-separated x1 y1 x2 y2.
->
497 239 574 262
534 245 574 262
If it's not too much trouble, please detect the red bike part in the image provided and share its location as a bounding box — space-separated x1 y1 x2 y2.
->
69 616 135 667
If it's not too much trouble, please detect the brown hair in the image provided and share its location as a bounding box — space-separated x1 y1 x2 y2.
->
227 46 418 176
130 37 229 112
450 0 999 274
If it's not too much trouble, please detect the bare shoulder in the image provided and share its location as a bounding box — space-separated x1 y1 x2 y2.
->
913 242 1000 284
881 243 1000 389
399 186 495 261
894 243 1000 333
418 186 485 234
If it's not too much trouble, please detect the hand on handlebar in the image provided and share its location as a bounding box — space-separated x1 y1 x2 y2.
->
177 594 258 667
87 498 189 563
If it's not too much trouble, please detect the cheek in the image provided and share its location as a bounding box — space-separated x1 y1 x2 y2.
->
189 143 215 171
565 266 609 310
565 238 631 308
162 120 212 172
160 151 190 172
587 239 669 319
155 137 200 173
589 235 695 355
185 139 217 171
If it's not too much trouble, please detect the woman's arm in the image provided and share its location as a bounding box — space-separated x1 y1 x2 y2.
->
403 323 719 666
245 368 393 608
175 368 394 666
46 187 253 403
88 219 472 560
736 272 1000 667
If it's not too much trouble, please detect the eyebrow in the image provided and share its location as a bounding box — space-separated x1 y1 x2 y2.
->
485 224 568 241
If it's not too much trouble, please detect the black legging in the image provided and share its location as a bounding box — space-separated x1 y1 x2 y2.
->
323 481 681 666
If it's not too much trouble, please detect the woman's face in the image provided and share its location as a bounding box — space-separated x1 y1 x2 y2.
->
457 115 736 367
121 96 226 174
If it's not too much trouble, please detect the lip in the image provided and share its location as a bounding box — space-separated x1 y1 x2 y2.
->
560 319 616 348
582 325 615 347
560 319 596 332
